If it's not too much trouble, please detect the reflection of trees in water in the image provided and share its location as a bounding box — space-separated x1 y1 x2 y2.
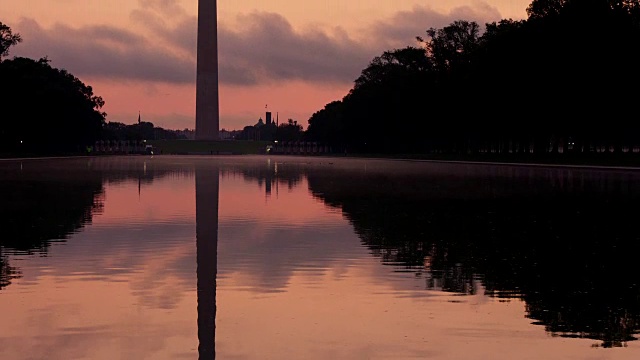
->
0 157 193 291
4 157 640 347
0 252 20 290
0 169 105 254
0 161 104 291
306 164 640 347
89 157 194 186
0 157 219 357
234 159 305 194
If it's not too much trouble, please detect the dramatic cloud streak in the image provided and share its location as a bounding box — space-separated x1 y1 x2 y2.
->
219 12 371 85
10 3 502 87
14 18 195 84
373 4 501 47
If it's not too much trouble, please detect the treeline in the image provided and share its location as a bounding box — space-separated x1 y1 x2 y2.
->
102 121 187 142
0 54 106 155
0 22 184 155
236 118 305 142
305 0 640 155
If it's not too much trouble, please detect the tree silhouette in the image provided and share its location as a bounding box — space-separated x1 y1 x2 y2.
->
0 57 106 154
306 101 345 147
343 47 434 153
526 0 567 19
276 119 304 142
0 21 21 60
305 0 640 157
420 20 481 74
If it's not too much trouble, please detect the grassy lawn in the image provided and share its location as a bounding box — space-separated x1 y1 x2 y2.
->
148 139 272 155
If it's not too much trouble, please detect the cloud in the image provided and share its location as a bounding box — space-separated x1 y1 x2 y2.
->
129 4 196 55
371 3 502 48
9 3 503 87
12 18 195 84
138 0 187 18
218 12 371 85
132 8 372 85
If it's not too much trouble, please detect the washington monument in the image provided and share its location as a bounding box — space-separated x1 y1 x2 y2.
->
195 0 220 140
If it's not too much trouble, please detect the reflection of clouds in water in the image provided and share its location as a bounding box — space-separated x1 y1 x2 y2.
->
17 156 640 303
7 159 491 301
10 221 197 310
3 166 441 317
217 220 364 293
4 156 640 356
0 304 195 360
216 224 461 298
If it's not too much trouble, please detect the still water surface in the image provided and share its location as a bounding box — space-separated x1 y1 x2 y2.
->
1 156 640 359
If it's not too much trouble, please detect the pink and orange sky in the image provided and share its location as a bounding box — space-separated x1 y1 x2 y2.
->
2 0 531 130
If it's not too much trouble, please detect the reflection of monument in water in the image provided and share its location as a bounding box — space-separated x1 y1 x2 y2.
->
0 158 221 356
196 165 219 359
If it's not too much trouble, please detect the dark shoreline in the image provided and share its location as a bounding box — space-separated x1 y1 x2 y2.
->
5 152 640 171
410 154 640 168
270 152 640 171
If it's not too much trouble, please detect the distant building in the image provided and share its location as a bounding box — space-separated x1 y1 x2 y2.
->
237 112 277 141
176 129 196 140
240 125 259 140
219 129 240 140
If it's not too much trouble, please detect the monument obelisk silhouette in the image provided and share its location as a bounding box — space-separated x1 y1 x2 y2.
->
195 0 220 140
196 164 219 359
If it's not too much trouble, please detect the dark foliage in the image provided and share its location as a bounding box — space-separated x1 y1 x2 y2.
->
102 121 186 141
306 101 345 146
0 21 21 60
306 0 640 155
236 122 277 141
0 57 106 154
276 119 304 142
0 22 187 155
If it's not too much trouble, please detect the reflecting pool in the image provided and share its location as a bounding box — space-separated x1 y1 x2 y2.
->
1 155 640 359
